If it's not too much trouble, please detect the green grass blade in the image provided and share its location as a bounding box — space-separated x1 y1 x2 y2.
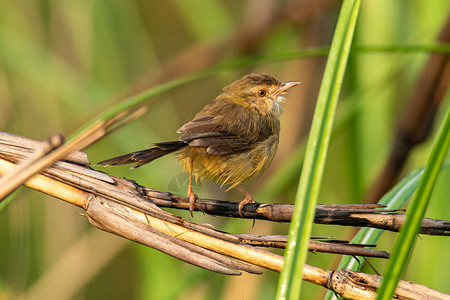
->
324 168 424 300
326 162 449 300
338 169 423 266
69 42 449 141
0 187 22 212
276 0 361 299
376 106 450 299
68 72 211 140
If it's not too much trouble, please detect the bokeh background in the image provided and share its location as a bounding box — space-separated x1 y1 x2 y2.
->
1 1 449 299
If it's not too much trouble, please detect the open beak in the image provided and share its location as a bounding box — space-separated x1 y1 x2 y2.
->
277 81 300 95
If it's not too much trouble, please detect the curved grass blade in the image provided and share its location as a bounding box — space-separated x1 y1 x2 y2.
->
376 106 450 299
325 161 449 300
0 187 22 212
70 43 449 142
276 0 361 299
324 168 423 300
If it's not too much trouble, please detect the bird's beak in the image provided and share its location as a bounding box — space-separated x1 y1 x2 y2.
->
277 81 300 95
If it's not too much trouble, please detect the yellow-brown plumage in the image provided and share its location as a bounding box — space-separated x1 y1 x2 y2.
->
98 73 299 216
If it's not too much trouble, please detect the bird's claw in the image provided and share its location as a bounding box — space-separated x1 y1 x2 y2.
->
238 195 258 217
188 191 198 218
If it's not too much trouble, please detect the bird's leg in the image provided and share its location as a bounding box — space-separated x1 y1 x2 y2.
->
187 156 197 217
235 185 258 217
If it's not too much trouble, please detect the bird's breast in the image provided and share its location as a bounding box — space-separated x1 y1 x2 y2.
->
178 133 279 187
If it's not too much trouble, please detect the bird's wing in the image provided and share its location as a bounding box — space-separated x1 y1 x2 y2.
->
177 115 253 155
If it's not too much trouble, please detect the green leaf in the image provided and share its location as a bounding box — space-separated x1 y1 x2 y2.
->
276 0 361 299
325 162 449 300
376 106 450 299
324 168 423 300
0 187 22 212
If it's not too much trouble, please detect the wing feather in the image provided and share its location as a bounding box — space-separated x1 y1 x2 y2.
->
177 101 278 155
178 115 252 155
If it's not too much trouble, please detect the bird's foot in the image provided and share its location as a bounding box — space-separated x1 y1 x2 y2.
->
235 185 258 217
238 195 259 217
187 190 198 218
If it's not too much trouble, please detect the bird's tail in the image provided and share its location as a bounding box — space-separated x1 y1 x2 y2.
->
97 141 186 169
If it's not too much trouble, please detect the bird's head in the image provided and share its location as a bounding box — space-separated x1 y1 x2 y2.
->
223 73 300 116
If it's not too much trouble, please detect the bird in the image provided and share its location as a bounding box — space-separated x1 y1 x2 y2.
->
98 73 299 216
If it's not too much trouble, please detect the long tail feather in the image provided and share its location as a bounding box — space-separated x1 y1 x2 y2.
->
97 141 186 169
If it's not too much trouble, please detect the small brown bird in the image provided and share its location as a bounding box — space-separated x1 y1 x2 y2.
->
98 73 299 216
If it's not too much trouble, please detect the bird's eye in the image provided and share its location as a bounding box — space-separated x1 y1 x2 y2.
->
258 90 267 97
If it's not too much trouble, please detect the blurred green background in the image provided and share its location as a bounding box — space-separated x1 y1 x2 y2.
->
0 1 449 299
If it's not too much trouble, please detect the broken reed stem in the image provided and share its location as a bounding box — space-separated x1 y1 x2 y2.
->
0 107 147 203
0 157 328 284
0 134 64 200
1 156 449 299
2 131 449 237
0 158 88 208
